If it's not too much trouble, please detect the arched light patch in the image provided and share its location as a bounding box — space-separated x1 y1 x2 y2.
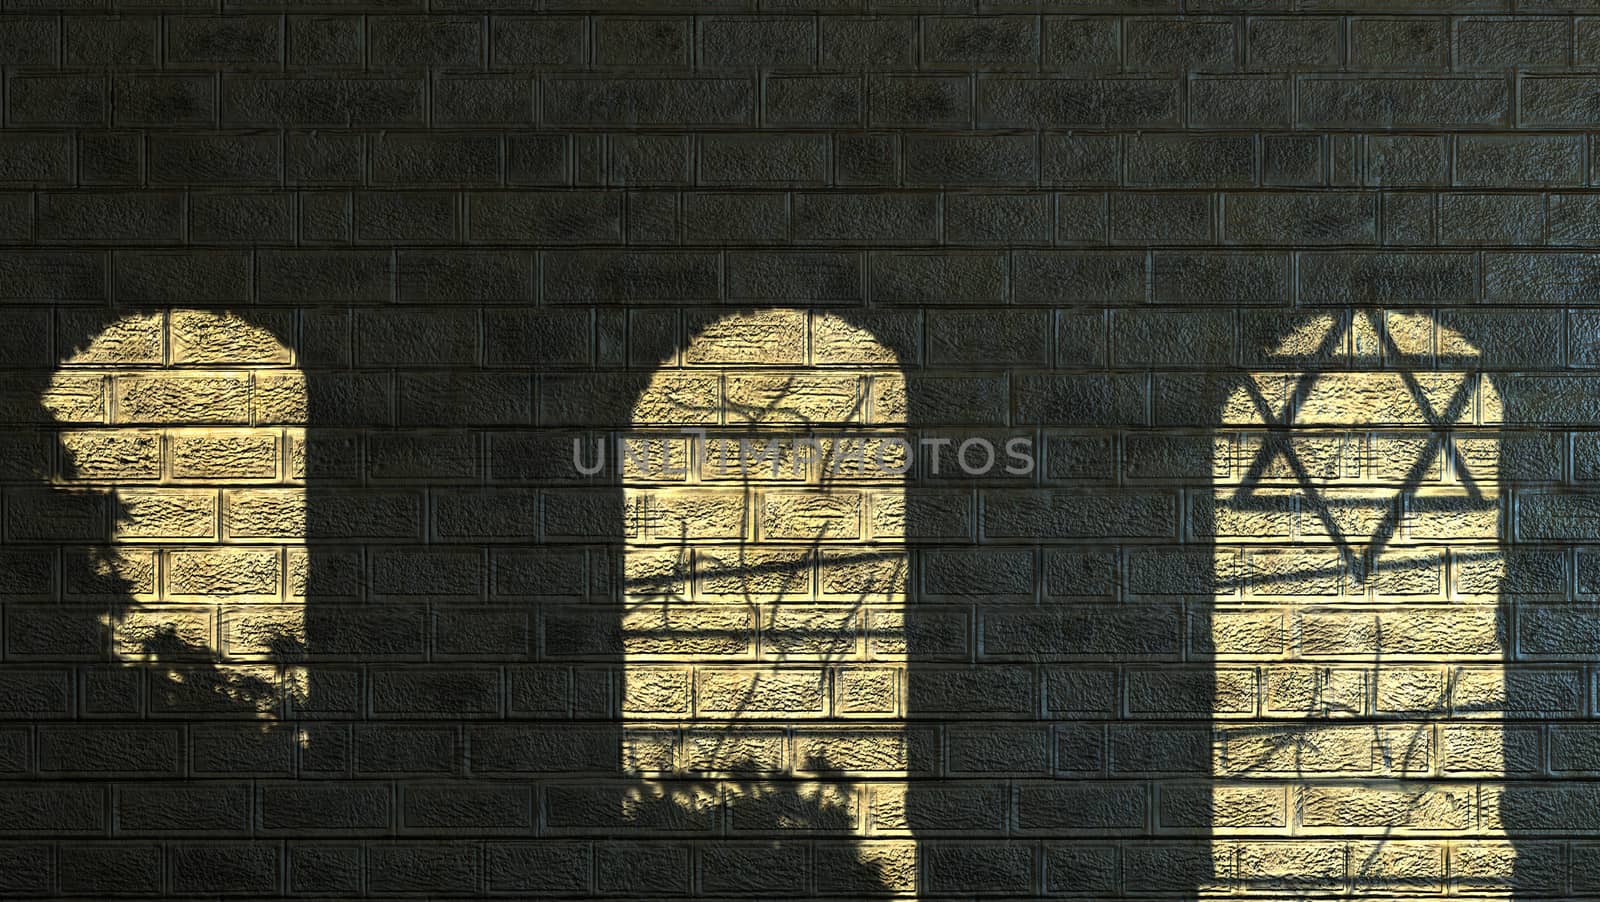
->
1210 310 1508 892
621 308 917 893
46 309 308 721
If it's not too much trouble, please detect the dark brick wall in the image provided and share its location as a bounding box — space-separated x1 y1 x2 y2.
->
1 1 1597 899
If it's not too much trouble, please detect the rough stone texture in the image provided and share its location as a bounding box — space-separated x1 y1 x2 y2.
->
0 3 1591 900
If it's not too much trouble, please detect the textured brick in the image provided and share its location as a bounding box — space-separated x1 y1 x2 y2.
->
399 250 535 302
1300 77 1510 127
1299 251 1474 303
871 252 1005 303
9 74 109 126
1486 253 1600 303
545 251 719 302
259 250 391 302
472 191 622 243
68 18 157 67
1468 141 1583 195
767 75 864 127
1042 16 1119 70
1440 193 1543 244
492 17 584 66
1521 76 1600 125
948 193 1051 244
1154 251 1288 302
1352 17 1448 70
285 130 363 183
114 75 217 127
1014 251 1145 302
1248 16 1339 67
1458 16 1567 68
702 17 814 68
39 192 183 244
701 134 827 185
1262 134 1323 186
151 133 281 185
1115 309 1233 366
224 77 425 126
871 75 972 128
1040 134 1119 185
0 133 71 185
1190 75 1291 127
1225 191 1376 244
1129 133 1254 186
924 16 1038 67
435 75 532 125
1112 192 1214 244
195 191 296 243
684 191 787 244
286 16 362 68
168 15 281 65
1126 17 1235 71
978 77 1180 128
925 842 1033 894
0 16 57 66
169 844 279 895
1363 135 1452 185
60 844 161 895
796 193 939 244
821 17 914 68
904 134 1036 185
487 842 591 893
546 78 754 126
595 17 689 68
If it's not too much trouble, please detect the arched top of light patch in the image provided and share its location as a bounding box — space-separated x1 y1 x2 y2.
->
1217 309 1502 584
636 309 909 430
623 306 911 602
46 310 302 428
1234 309 1501 430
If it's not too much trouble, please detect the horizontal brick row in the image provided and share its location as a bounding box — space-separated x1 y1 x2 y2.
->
4 777 1600 839
14 0 1573 11
15 539 1600 600
0 835 1594 897
24 188 1600 246
4 655 1598 712
0 652 1592 720
16 248 1600 305
20 307 1600 378
9 485 1591 541
5 594 1600 658
30 308 1600 372
14 71 1600 129
15 248 1600 305
23 371 1590 425
6 14 1600 76
12 131 1600 190
7 716 1600 779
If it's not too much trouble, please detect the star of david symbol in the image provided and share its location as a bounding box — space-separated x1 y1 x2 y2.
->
1229 309 1486 584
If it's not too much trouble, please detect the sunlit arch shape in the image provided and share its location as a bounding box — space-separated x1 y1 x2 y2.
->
46 309 309 724
1213 309 1509 893
621 308 917 895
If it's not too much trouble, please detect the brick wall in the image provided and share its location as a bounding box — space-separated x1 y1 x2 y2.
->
0 1 1595 898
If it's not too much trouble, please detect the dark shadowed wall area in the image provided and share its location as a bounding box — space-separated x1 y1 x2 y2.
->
0 1 1597 898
